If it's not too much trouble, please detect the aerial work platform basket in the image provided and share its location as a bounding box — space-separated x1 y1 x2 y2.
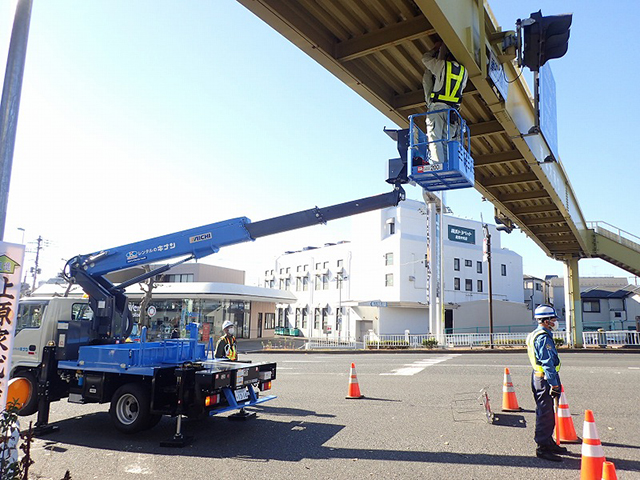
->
408 109 474 192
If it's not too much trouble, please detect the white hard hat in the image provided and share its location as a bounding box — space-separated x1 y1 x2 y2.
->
222 320 234 331
534 304 557 322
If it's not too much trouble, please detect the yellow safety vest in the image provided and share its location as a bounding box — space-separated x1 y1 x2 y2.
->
526 329 560 373
430 61 466 106
224 336 237 361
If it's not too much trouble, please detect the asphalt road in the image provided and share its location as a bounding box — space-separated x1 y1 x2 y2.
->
19 352 640 479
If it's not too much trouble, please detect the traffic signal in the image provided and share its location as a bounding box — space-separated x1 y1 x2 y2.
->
521 10 572 71
494 212 515 234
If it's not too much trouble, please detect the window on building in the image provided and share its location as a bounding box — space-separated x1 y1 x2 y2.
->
277 308 284 327
280 268 284 274
269 279 275 288
337 259 343 268
314 308 321 329
164 273 194 283
454 278 460 290
264 270 269 276
477 261 482 274
385 273 394 287
322 274 329 290
315 275 321 290
583 300 601 313
295 308 301 328
525 280 534 289
477 280 483 292
264 313 275 330
465 260 472 267
323 261 329 269
285 278 291 290
303 276 309 291
386 218 396 236
454 258 460 271
304 264 308 271
465 279 472 291
501 264 507 276
315 262 321 270
296 265 301 272
302 309 308 329
322 308 328 330
536 283 543 291
296 277 301 291
279 279 285 290
284 309 291 328
286 267 290 274
385 252 394 266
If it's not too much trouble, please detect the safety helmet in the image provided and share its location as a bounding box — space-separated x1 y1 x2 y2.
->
534 304 558 322
222 320 234 331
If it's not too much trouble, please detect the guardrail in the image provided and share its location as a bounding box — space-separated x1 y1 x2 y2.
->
583 331 639 347
587 221 640 252
363 332 567 349
306 338 358 349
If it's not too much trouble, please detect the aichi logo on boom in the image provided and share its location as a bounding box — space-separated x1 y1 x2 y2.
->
189 232 212 243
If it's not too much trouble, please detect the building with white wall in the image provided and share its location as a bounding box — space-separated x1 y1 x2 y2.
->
262 199 525 339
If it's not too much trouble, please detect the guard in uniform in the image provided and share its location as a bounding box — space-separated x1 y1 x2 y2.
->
526 305 568 462
421 41 468 164
215 320 238 361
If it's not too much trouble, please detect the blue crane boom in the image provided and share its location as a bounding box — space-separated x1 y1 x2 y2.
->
64 187 405 342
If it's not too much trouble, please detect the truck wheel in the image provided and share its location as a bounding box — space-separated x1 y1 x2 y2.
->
12 371 38 416
109 383 152 434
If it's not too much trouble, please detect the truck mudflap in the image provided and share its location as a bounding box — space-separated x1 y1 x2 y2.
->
208 384 276 416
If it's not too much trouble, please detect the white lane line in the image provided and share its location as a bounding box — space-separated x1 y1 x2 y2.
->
629 367 640 370
381 354 461 376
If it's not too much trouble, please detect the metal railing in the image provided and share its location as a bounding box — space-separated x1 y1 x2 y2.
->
587 221 640 252
363 332 567 349
582 331 639 347
306 337 358 349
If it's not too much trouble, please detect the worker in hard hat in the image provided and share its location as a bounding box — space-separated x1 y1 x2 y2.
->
526 304 568 462
421 41 468 165
215 320 238 361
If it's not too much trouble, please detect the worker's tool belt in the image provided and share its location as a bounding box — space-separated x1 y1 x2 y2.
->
533 371 545 378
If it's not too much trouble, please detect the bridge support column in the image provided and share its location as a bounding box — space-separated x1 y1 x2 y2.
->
563 257 583 348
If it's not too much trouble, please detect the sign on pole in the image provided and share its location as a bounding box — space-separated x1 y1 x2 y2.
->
0 241 25 410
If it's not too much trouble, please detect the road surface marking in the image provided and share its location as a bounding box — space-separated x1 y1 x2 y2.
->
380 354 461 376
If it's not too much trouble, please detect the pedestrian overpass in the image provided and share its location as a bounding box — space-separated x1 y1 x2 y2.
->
236 0 640 346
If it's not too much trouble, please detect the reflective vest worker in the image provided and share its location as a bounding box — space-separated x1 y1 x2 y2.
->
421 42 468 165
215 320 238 361
526 305 567 462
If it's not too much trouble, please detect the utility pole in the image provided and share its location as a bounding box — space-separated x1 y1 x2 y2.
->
483 225 494 349
31 235 43 291
0 0 33 240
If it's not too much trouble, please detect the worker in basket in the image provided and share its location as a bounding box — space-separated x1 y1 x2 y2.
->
421 40 468 165
215 319 238 361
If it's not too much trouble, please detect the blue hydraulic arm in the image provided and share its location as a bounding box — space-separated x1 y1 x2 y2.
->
64 187 405 342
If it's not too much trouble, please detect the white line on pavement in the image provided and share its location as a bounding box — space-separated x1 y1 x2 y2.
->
380 354 461 376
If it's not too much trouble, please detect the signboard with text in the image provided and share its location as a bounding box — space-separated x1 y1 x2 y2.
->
448 225 476 244
0 242 26 410
539 63 559 161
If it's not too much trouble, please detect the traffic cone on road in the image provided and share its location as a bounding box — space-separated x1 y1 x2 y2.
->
557 385 580 443
601 461 618 480
345 363 364 399
581 410 606 480
501 367 521 411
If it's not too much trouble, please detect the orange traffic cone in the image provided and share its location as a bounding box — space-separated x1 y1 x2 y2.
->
581 410 606 480
601 461 618 480
557 385 580 443
501 367 521 411
345 363 364 399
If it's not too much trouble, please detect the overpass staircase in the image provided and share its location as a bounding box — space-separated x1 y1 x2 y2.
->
585 223 640 277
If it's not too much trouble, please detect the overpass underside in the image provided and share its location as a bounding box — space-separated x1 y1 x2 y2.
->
236 0 640 345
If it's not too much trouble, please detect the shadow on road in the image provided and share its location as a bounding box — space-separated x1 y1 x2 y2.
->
28 411 640 472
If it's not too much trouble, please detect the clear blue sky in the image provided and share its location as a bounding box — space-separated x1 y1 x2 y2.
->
1 0 638 286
